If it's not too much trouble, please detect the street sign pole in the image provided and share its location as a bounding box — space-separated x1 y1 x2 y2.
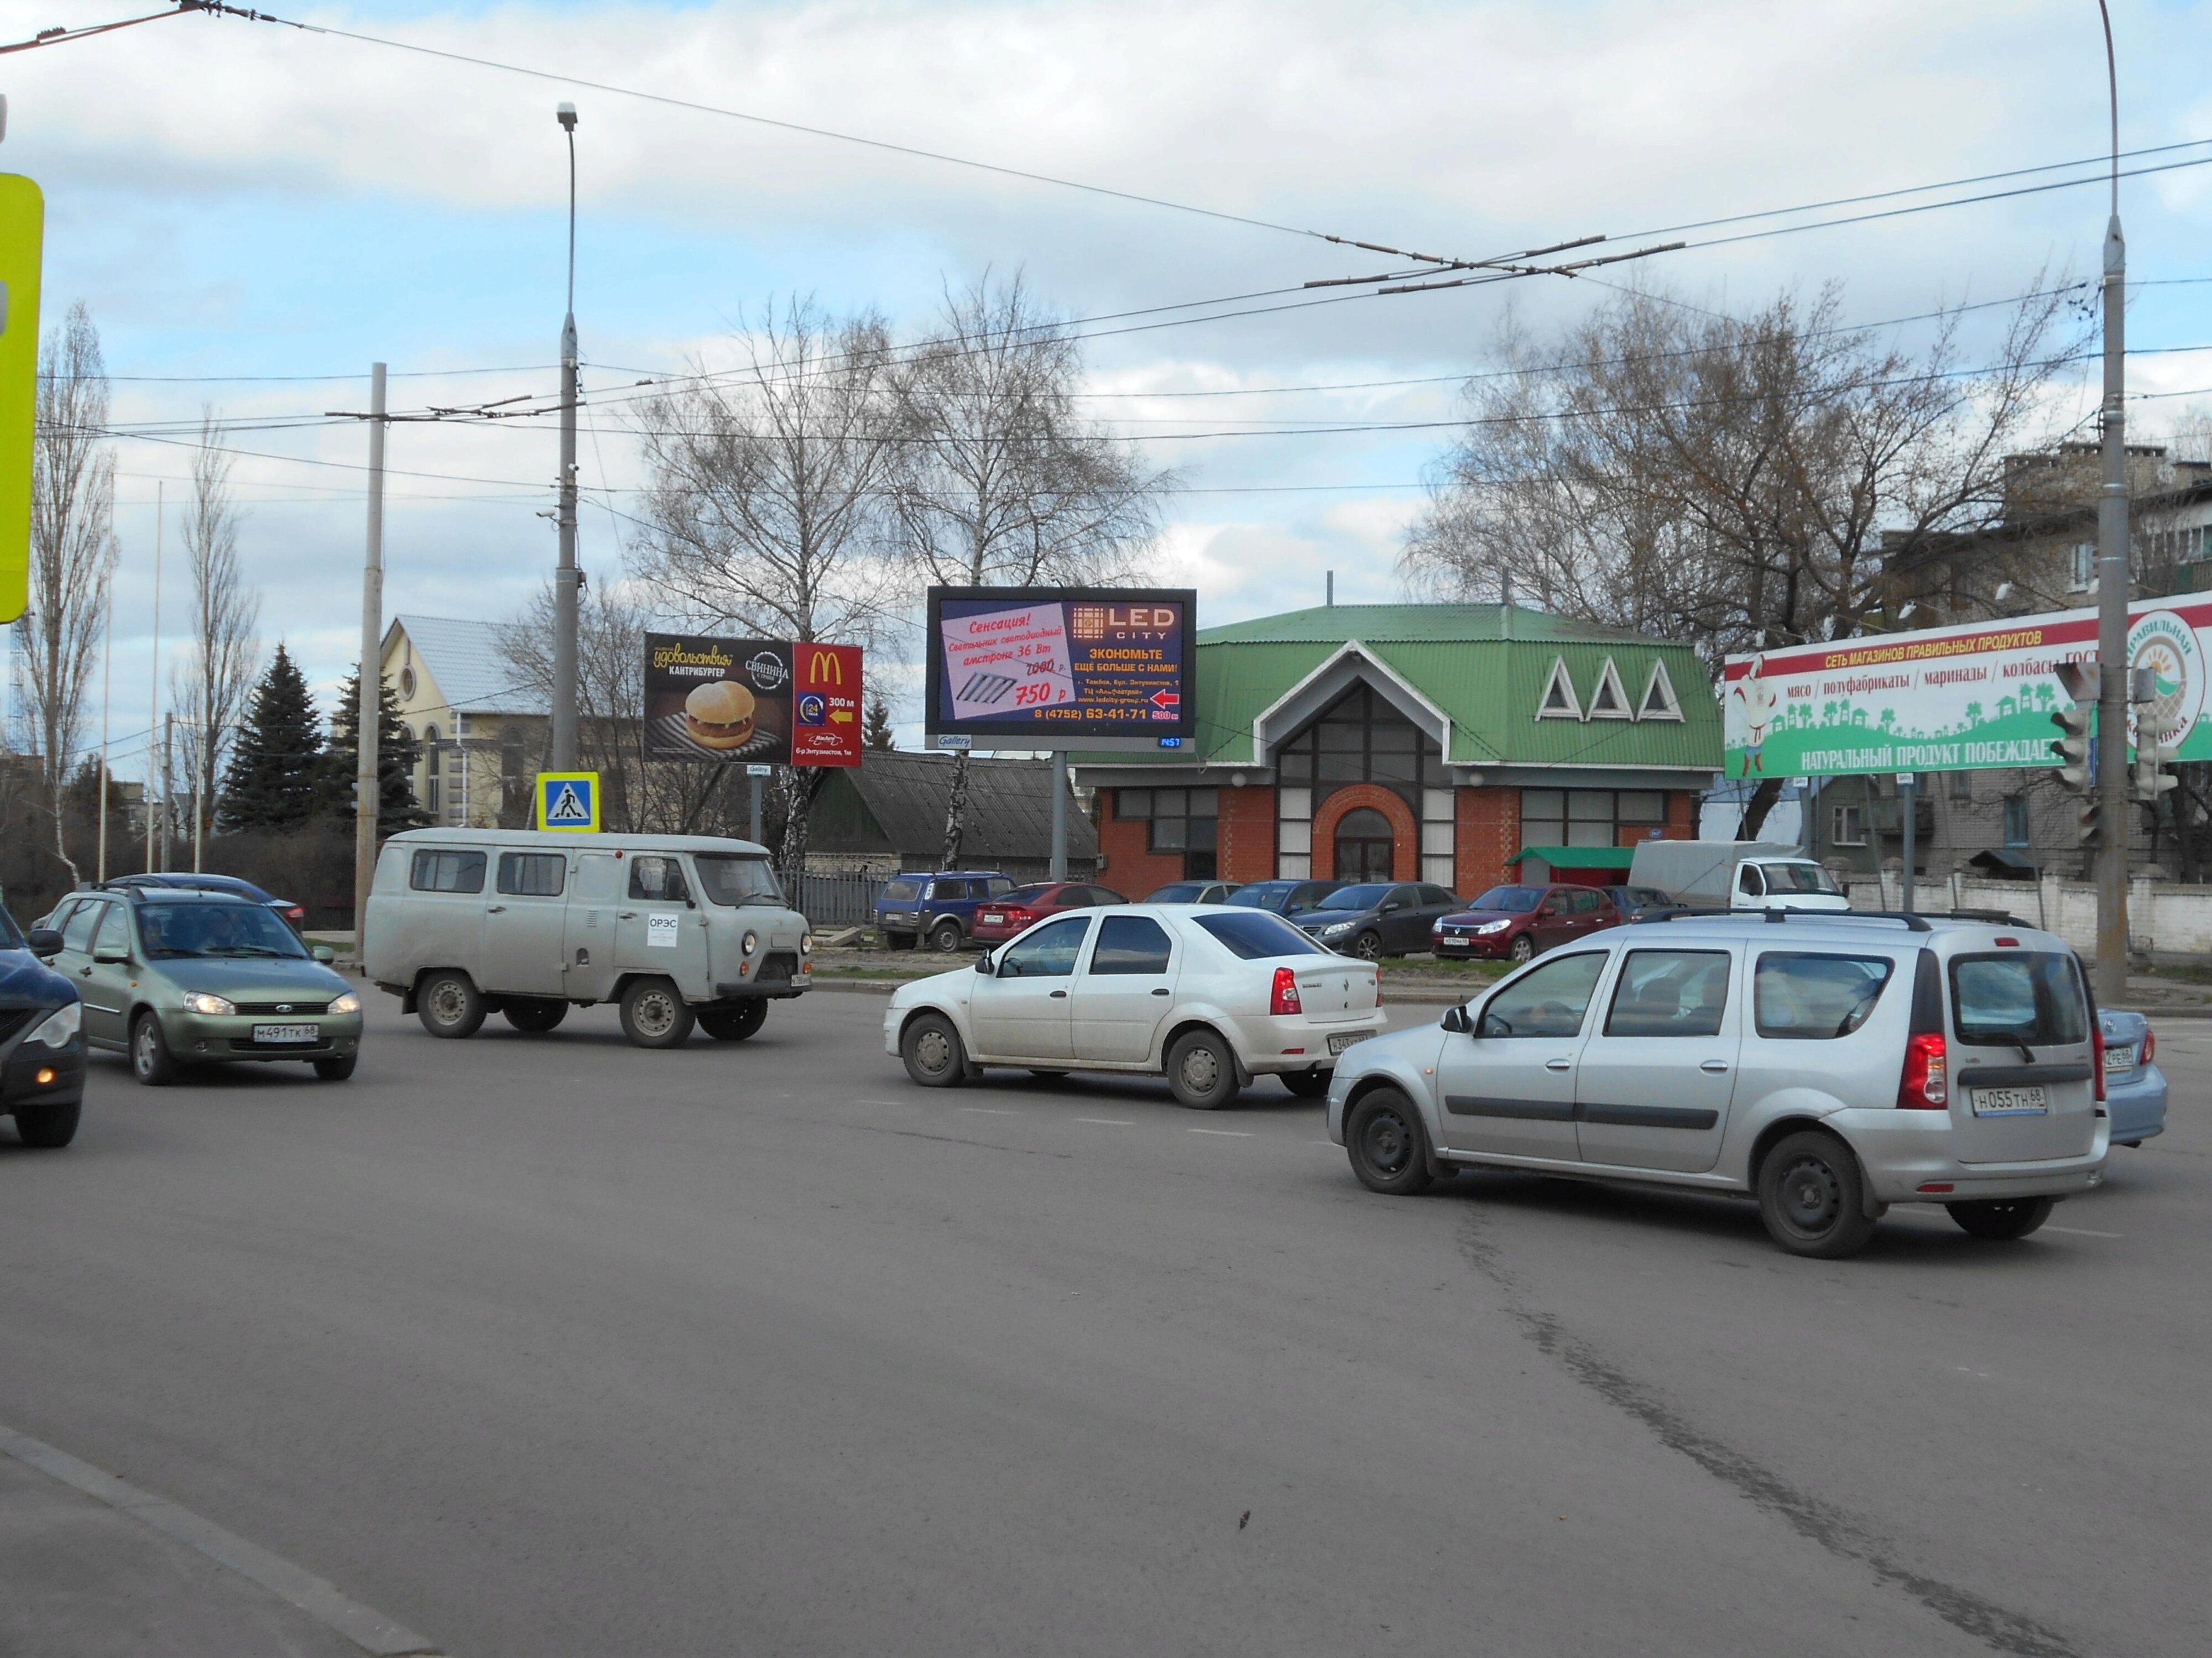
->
1898 773 1916 913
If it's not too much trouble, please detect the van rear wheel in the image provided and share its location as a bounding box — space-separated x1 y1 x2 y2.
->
698 1001 767 1042
620 979 695 1049
1756 1130 1877 1258
418 971 486 1039
928 921 963 954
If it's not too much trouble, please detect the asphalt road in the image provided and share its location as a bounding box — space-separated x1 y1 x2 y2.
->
1 986 2204 1657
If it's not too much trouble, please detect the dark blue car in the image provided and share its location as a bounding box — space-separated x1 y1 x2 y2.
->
1 906 85 1148
876 870 1016 953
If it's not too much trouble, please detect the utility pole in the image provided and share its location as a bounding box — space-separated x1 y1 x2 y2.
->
1050 750 1069 881
550 102 581 771
97 572 112 882
144 481 161 874
160 710 173 872
2093 1 2130 1003
354 362 387 953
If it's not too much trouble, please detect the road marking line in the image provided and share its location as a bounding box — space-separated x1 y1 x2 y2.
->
2044 1225 2123 1238
0 1421 445 1656
1188 1128 1253 1137
1074 1117 1135 1126
959 1106 1019 1115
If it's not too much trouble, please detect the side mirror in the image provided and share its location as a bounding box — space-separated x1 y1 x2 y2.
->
1439 1004 1471 1035
93 946 129 965
312 944 336 964
974 952 995 976
1381 900 1404 914
27 927 62 959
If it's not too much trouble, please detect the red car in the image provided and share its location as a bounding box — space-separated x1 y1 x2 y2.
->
971 881 1129 943
1431 883 1620 963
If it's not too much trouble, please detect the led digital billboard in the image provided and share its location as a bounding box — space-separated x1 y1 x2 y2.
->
924 587 1196 744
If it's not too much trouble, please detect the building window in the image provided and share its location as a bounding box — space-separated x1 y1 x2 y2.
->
422 724 441 815
1948 768 1972 801
1277 786 1312 880
1420 787 1454 888
1333 806 1395 881
1520 788 1667 849
1274 683 1444 796
2070 542 2095 591
1832 806 1867 847
1117 787 1218 880
2004 795 2030 849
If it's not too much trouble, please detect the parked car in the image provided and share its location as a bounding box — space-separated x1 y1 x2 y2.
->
1601 885 1678 921
0 906 85 1146
1433 884 1620 963
366 829 812 1048
2101 1006 2167 1147
1143 881 1239 905
51 887 361 1087
972 882 1128 944
1295 882 1464 960
98 872 309 932
876 870 1016 952
885 904 1385 1107
1225 879 1343 917
1328 910 2110 1258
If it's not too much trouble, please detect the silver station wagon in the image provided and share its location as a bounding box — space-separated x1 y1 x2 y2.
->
1327 911 2113 1257
364 830 813 1048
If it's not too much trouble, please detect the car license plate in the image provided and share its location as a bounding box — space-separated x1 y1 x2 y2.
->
980 912 1004 925
1328 1031 1373 1055
252 1023 318 1044
2105 1043 2136 1075
1970 1084 2048 1117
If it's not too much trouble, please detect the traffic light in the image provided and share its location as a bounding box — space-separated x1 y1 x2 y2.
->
2049 702 2094 791
2133 731 2180 806
2078 792 2104 850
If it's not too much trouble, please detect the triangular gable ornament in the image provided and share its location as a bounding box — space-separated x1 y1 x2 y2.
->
1536 656 1582 720
1585 657 1632 720
1636 658 1684 722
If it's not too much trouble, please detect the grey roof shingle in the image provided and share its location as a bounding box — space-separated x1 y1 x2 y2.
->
391 615 548 717
836 751 1097 862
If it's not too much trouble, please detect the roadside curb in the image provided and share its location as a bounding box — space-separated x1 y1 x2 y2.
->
0 1425 445 1657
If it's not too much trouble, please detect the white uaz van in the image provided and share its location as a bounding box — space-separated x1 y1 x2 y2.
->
364 830 812 1048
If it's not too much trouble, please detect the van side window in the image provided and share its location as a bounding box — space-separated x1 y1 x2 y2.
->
410 850 487 894
1754 953 1895 1039
628 856 690 902
1604 950 1731 1038
497 852 566 896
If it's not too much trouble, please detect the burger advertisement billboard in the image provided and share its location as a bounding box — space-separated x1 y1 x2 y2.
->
643 634 863 767
923 587 1196 744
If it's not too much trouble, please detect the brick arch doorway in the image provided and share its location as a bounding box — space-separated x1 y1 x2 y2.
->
1313 784 1420 883
1332 807 1395 881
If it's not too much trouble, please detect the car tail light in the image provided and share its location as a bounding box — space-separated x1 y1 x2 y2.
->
1270 967 1301 1017
285 906 305 922
2091 1022 2106 1102
1005 907 1034 927
2142 1027 2156 1065
1898 1032 1948 1110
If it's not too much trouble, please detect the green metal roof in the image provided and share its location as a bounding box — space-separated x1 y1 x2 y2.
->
1068 604 1721 772
1507 845 1637 870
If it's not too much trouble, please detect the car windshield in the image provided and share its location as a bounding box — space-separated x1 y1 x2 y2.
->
1193 911 1328 960
1317 884 1394 912
694 854 785 907
1627 887 1672 906
0 906 25 951
1469 886 1543 913
883 878 921 902
137 901 307 959
1225 883 1289 908
1764 862 1840 895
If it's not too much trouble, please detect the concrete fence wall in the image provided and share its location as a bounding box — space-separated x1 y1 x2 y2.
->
1843 874 2212 961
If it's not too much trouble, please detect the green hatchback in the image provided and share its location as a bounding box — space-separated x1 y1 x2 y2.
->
46 888 363 1086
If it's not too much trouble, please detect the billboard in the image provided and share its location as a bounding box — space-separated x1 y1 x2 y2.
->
0 174 43 625
1721 592 2212 778
924 587 1196 744
642 632 863 767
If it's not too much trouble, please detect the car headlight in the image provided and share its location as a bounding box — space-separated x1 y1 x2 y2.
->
23 1003 81 1047
327 992 362 1016
1320 921 1355 937
742 930 759 956
800 934 814 955
1474 920 1510 935
181 991 236 1016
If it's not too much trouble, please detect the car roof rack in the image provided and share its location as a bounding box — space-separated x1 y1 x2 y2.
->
1633 906 1933 933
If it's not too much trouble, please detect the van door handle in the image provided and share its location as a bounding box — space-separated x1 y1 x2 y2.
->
1545 1056 1571 1071
486 904 506 913
1151 987 1171 996
1700 1059 1730 1073
1049 989 1068 998
619 911 636 919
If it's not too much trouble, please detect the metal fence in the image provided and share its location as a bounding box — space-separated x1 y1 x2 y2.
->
799 870 890 928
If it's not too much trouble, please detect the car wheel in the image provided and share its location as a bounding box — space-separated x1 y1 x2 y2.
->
417 970 486 1039
131 1011 180 1087
1279 1068 1331 1099
928 920 963 954
901 1012 967 1087
1352 930 1384 962
1945 1196 2056 1241
1345 1089 1434 1195
501 998 568 1033
1167 1029 1241 1110
620 978 695 1049
1756 1130 1878 1258
698 1001 768 1042
1509 934 1536 963
12 1101 81 1148
312 1055 358 1081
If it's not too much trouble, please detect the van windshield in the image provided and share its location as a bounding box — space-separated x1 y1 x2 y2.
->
693 855 785 907
1763 862 1841 895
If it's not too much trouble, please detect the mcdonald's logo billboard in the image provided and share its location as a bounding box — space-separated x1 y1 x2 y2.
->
792 641 863 768
640 634 862 767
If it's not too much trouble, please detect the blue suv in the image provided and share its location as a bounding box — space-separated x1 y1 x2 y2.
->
877 871 1015 953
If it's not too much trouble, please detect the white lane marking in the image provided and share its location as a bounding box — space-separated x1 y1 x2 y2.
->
960 1107 1019 1116
1188 1128 1253 1137
2044 1224 2124 1238
0 1421 446 1656
1074 1117 1135 1126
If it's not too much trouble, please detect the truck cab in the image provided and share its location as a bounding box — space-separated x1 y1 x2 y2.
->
1730 857 1850 912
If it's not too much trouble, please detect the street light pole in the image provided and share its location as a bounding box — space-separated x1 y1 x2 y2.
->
353 362 386 956
550 102 581 772
2093 1 2131 1003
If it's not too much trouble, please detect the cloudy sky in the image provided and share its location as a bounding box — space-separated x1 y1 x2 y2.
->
6 0 2212 779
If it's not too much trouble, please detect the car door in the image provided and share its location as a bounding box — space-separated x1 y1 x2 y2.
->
1436 950 1611 1160
562 853 622 1001
615 854 712 1000
1417 885 1461 945
79 901 134 1047
488 850 571 996
1528 892 1572 953
51 898 106 1035
1071 913 1178 1063
1375 884 1417 951
968 914 1092 1061
1573 945 1744 1174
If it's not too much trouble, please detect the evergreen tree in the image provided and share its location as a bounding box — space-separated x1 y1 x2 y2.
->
863 694 896 751
219 644 326 831
326 662 431 836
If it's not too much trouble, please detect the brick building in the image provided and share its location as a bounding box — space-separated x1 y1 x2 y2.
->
1069 604 1721 896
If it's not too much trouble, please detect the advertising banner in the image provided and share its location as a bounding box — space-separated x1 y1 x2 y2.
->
1721 592 2212 778
791 641 863 768
0 174 44 625
643 633 867 767
924 587 1196 743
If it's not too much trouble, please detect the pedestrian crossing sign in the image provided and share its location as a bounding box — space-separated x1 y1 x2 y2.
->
536 771 599 832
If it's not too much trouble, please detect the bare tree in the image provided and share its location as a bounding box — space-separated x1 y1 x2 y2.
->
628 299 900 888
169 410 259 862
888 273 1167 866
1401 281 2076 834
2165 404 2212 466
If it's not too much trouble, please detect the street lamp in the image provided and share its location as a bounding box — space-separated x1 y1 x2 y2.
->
2091 3 2130 1002
550 101 581 773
